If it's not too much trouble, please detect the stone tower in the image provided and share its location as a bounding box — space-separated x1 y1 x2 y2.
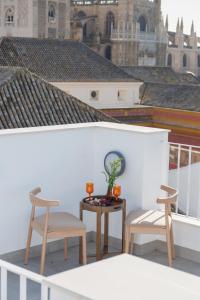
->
0 0 70 39
111 0 138 66
111 0 168 66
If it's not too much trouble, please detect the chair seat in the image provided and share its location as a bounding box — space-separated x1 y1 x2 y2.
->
32 212 85 234
126 209 168 228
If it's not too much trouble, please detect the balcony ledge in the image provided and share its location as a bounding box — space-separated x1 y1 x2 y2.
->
0 122 170 137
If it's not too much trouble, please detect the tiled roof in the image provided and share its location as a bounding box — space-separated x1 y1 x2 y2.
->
141 82 200 112
121 66 200 85
0 66 116 129
0 37 137 82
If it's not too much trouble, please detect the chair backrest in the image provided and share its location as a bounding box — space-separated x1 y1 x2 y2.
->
29 187 60 208
156 185 178 228
157 185 178 207
29 187 60 230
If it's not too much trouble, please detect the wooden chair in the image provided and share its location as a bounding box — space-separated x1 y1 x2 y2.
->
125 185 178 267
24 187 87 274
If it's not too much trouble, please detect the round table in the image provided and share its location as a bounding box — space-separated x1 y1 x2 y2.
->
79 196 126 261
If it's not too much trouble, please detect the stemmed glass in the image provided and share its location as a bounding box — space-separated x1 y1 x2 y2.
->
86 182 94 199
113 185 121 201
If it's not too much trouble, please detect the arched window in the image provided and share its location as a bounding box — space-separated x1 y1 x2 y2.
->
105 45 112 60
105 12 115 37
48 4 56 22
138 15 147 32
198 55 200 67
5 8 14 24
167 54 172 66
183 54 187 67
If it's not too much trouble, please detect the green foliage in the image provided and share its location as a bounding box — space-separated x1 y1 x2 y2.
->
103 158 122 190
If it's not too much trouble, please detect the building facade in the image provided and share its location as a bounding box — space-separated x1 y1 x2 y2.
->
167 19 200 77
71 0 200 76
0 0 70 39
71 0 168 67
0 0 200 76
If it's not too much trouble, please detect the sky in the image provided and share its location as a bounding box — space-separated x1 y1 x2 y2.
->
161 0 200 35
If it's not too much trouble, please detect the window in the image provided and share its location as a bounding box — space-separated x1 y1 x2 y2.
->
198 55 200 67
105 12 115 37
5 8 14 24
77 11 86 19
48 4 56 23
105 45 112 60
90 90 99 100
183 54 187 67
167 54 172 67
138 15 147 32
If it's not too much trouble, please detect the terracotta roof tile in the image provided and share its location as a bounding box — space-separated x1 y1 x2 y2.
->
0 66 116 129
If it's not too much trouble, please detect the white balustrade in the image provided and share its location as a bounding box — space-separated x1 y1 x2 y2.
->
169 142 200 219
0 259 47 300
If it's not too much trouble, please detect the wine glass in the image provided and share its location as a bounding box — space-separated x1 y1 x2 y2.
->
86 182 94 199
113 185 121 201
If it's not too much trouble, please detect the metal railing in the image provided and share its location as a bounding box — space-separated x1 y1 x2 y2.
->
0 259 48 300
169 142 200 219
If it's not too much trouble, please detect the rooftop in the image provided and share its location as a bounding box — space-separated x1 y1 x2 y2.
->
141 82 200 112
121 66 200 85
0 66 115 129
0 123 199 300
0 37 137 82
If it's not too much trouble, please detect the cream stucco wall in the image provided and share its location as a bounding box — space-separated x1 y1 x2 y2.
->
167 47 200 76
0 0 70 38
52 82 142 109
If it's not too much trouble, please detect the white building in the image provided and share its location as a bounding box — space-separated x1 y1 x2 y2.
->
0 37 142 109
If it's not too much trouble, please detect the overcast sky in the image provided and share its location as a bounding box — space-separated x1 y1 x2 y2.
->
161 0 200 35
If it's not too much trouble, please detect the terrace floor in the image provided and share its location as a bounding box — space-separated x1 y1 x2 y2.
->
5 242 200 300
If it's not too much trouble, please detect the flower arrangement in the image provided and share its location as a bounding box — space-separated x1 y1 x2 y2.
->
103 158 122 198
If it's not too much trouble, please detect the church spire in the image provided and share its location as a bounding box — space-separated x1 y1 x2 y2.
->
180 17 184 32
176 18 180 32
191 21 194 35
165 15 168 30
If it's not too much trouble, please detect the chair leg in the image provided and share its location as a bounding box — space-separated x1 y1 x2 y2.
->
170 226 175 259
40 234 48 275
166 229 172 267
125 225 130 253
64 238 68 261
24 226 33 265
130 234 134 254
82 233 87 265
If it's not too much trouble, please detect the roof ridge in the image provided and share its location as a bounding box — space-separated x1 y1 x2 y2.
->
144 81 200 87
77 41 139 81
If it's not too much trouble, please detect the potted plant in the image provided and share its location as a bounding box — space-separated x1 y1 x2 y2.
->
103 158 122 198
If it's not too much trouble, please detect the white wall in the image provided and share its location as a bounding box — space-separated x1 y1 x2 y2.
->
52 82 142 109
0 123 169 255
92 126 169 244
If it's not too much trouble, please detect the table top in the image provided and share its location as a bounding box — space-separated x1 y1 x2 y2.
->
46 254 200 300
81 195 125 213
